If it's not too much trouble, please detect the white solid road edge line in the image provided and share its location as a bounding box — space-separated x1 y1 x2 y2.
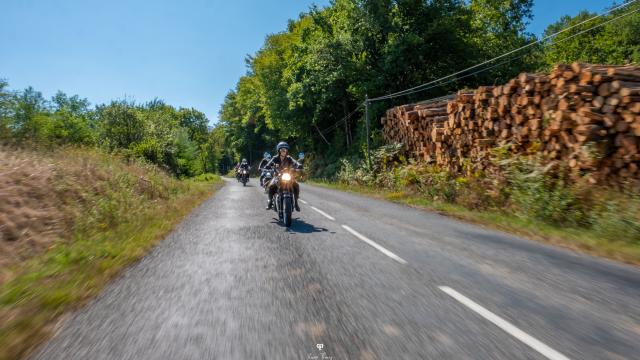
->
310 206 336 221
299 199 308 204
438 286 571 360
341 225 408 265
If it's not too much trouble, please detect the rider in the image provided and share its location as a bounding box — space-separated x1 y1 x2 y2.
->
258 152 272 187
235 159 250 180
239 158 250 178
265 142 302 211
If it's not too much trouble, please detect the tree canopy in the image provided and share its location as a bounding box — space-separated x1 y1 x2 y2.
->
218 0 539 177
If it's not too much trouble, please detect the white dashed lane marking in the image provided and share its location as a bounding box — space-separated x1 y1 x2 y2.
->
341 225 408 265
310 206 336 221
439 286 571 360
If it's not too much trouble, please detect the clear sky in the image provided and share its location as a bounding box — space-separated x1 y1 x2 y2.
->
0 0 610 123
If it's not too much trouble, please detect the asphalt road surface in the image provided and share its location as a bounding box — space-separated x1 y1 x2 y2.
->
31 178 640 360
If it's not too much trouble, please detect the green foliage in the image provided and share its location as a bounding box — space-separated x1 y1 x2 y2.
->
590 195 640 244
501 158 588 226
542 2 640 67
10 87 50 141
218 0 536 175
192 173 221 182
0 79 14 139
0 81 228 178
168 128 203 178
96 100 145 150
337 144 640 244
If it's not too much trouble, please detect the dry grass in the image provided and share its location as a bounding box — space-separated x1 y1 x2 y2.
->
0 148 67 281
0 146 221 360
0 146 172 278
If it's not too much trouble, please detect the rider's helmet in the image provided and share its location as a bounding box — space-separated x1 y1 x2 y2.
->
276 142 289 153
263 152 271 160
241 158 247 164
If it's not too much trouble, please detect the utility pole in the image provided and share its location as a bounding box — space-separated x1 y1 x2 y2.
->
364 94 371 167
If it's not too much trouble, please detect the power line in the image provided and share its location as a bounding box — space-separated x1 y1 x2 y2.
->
398 3 640 102
320 103 363 136
313 1 640 145
369 0 638 102
416 94 456 105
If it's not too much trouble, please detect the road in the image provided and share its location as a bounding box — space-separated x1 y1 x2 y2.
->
31 178 640 360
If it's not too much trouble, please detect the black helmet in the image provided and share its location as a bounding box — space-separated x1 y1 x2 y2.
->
276 142 289 152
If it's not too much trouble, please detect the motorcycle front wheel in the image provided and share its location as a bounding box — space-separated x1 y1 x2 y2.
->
283 197 292 227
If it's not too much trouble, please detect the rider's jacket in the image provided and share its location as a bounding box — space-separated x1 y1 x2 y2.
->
258 158 272 170
265 155 301 171
239 163 250 170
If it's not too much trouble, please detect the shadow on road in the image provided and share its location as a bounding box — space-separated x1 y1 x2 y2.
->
270 218 330 233
235 181 254 187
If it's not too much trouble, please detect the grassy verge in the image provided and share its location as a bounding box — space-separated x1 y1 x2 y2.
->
309 180 640 266
0 148 223 360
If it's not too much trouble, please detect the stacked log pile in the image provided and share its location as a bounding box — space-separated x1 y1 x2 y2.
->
381 98 450 162
381 63 640 185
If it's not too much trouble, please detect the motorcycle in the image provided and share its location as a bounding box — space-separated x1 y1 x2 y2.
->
273 153 304 227
261 168 274 192
240 169 249 186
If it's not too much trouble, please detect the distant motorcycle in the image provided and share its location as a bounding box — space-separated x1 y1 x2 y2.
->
240 169 249 186
261 168 274 192
272 153 304 227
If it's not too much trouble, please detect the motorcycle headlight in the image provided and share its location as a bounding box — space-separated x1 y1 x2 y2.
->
281 173 292 181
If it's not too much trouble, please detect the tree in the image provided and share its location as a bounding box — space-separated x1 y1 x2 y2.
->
50 91 95 145
0 79 14 139
178 108 209 144
10 87 51 141
542 2 640 67
96 100 145 150
168 127 202 177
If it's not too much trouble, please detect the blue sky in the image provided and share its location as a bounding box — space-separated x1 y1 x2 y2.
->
0 0 609 123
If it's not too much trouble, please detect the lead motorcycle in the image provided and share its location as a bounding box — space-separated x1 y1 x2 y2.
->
272 153 304 227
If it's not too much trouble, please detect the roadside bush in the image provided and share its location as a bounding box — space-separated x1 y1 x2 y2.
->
193 173 221 182
500 158 589 226
590 194 640 244
336 144 640 238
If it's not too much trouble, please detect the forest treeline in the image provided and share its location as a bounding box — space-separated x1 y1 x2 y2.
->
0 81 234 177
219 0 640 178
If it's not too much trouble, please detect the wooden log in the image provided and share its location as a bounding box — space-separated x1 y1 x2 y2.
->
598 82 612 97
607 67 640 79
621 96 640 104
569 84 595 93
605 94 622 106
593 96 605 109
593 74 614 85
620 87 640 97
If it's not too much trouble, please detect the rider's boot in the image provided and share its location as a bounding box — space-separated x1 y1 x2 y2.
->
294 199 300 212
266 198 273 210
